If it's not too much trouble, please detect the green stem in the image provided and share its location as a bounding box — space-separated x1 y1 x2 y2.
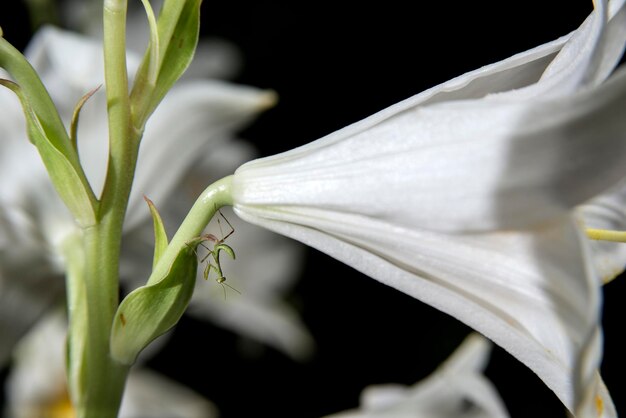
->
65 0 142 416
147 176 233 286
67 226 130 418
102 0 138 217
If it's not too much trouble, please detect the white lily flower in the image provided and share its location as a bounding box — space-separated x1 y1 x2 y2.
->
0 25 311 366
324 333 509 418
230 0 626 416
3 310 218 418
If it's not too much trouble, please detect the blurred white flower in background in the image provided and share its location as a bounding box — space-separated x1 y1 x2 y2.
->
3 310 218 418
6 315 505 418
60 0 241 81
0 23 313 413
325 333 509 418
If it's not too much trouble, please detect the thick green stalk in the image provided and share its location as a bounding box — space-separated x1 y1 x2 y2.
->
70 225 130 418
66 0 140 416
101 0 139 218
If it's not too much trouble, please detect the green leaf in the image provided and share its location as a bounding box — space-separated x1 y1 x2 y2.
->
144 196 169 269
110 244 198 365
0 36 98 226
130 0 202 129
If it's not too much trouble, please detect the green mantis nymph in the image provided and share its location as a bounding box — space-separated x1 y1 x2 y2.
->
191 209 241 299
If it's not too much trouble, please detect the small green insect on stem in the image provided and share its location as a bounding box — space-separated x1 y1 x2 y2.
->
188 209 240 299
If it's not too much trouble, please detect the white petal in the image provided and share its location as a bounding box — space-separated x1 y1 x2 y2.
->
4 310 69 416
0 87 52 206
0 268 63 367
24 26 140 113
0 145 75 366
540 0 626 93
578 179 626 283
4 310 217 418
504 0 623 98
325 333 509 418
119 370 218 418
24 26 104 109
233 204 610 415
124 82 277 230
234 67 626 233
20 26 136 196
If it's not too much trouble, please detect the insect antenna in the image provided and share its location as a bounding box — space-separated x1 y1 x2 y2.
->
217 278 241 300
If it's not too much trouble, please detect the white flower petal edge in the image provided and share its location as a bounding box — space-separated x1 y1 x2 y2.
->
578 178 626 283
119 370 218 418
324 333 509 418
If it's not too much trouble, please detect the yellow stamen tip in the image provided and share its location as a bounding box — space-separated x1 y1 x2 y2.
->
585 228 626 243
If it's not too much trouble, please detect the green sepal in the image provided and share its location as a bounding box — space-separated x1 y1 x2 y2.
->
0 37 98 226
130 0 202 129
144 196 169 270
110 245 198 365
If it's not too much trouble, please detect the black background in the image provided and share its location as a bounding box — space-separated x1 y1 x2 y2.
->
1 1 625 417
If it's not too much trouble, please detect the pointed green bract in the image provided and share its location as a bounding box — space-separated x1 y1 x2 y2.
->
0 37 98 226
139 0 159 87
70 85 101 153
110 245 198 365
144 196 169 270
130 0 202 129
